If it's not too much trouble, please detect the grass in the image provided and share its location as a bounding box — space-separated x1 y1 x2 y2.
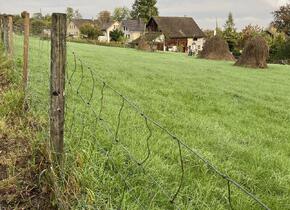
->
13 35 290 210
0 44 52 209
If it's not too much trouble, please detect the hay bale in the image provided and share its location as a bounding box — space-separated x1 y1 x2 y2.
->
198 36 235 61
235 36 269 68
137 37 151 52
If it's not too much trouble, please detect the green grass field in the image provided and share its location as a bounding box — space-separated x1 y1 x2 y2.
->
14 36 290 209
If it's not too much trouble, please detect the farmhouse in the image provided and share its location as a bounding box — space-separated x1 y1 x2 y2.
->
121 19 146 42
146 16 205 52
98 21 120 43
67 19 95 38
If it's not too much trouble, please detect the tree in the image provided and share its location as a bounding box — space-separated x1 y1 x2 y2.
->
239 24 263 48
31 19 46 35
131 0 159 22
80 24 102 39
272 3 290 36
33 12 43 20
66 7 74 22
223 12 239 54
110 29 124 41
113 7 131 22
67 7 83 22
74 9 82 19
98 11 111 24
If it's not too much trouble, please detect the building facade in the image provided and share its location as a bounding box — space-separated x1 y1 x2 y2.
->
121 19 146 43
146 17 205 53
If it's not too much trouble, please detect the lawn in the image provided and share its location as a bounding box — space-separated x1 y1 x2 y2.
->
14 36 290 210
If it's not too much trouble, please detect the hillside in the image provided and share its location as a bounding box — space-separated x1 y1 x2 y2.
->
14 36 290 209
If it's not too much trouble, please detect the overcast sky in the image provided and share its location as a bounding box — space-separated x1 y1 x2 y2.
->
0 0 289 30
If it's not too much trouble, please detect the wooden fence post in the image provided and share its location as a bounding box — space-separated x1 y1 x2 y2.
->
50 13 67 164
0 15 3 44
3 16 8 53
7 15 13 58
21 11 30 90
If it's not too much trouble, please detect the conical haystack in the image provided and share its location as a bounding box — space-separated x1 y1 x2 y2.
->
235 36 269 68
198 36 235 61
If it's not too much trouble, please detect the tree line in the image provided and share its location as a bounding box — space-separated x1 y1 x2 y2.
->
204 4 290 63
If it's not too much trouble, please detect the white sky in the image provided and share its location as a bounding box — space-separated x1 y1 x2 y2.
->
0 0 289 30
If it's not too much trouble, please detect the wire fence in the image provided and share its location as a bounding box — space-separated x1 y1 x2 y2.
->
1 12 273 209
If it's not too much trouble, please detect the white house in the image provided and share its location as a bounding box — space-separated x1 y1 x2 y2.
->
121 19 146 43
98 21 120 43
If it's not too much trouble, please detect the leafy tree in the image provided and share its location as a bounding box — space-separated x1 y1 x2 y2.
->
67 7 83 22
80 23 102 39
110 29 124 41
98 11 111 24
31 19 47 35
131 0 159 22
74 9 82 19
239 24 263 48
66 7 74 22
223 12 239 54
113 7 131 22
272 3 290 36
33 12 43 20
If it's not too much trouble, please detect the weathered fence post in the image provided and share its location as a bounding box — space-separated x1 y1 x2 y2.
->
3 15 13 58
50 13 67 164
0 15 4 44
21 11 30 90
3 15 8 53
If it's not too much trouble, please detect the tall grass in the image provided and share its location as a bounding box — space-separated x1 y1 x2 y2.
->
13 35 290 209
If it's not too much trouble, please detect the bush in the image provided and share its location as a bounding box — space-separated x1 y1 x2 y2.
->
67 38 126 48
110 29 124 42
269 37 290 64
80 24 102 40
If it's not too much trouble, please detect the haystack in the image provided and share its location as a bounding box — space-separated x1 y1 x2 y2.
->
198 36 235 61
137 37 151 51
235 36 269 68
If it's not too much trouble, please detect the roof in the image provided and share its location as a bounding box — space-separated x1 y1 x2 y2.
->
121 19 146 32
131 32 163 44
148 17 205 39
71 19 94 29
99 20 118 30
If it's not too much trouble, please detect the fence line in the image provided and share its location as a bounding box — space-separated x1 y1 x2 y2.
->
67 51 270 209
0 11 272 209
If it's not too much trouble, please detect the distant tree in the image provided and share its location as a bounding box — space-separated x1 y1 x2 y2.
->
98 11 111 24
31 19 46 35
239 24 263 48
223 12 239 54
131 0 159 22
80 23 102 39
67 7 83 22
33 12 43 20
113 7 131 22
110 29 124 41
74 9 83 19
272 3 290 36
66 7 74 22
